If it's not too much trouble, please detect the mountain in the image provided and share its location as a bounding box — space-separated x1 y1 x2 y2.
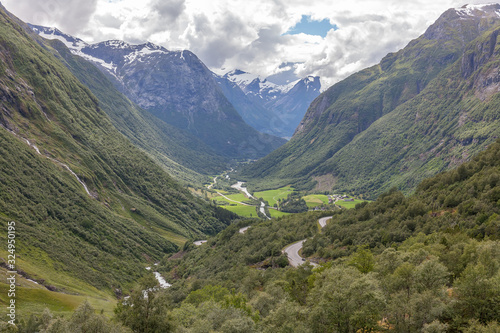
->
33 30 229 186
241 4 500 197
216 70 321 138
135 140 500 333
0 4 233 300
29 26 286 159
214 72 286 138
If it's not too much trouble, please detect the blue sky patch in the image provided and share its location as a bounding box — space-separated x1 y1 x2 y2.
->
285 15 338 37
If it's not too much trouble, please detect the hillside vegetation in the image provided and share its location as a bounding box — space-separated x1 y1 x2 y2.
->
241 6 500 198
14 137 500 333
76 139 500 333
0 4 231 300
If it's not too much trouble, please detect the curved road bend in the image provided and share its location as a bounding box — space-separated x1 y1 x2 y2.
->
284 216 332 267
318 216 332 228
283 240 311 267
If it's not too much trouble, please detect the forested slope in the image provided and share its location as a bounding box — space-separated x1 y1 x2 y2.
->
0 4 230 295
241 5 500 198
103 139 500 332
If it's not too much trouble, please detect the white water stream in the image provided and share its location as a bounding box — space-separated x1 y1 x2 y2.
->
231 181 271 220
13 131 92 197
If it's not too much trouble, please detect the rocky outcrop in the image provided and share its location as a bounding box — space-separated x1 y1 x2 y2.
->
30 25 286 159
217 70 321 138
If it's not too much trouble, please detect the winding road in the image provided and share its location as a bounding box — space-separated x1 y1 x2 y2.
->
239 226 251 234
318 216 332 228
284 216 332 267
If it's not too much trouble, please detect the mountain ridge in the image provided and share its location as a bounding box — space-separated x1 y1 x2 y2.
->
240 3 500 197
216 69 321 138
29 24 287 159
42 36 229 185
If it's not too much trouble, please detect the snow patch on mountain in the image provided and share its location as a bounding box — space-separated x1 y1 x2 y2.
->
75 51 118 75
124 45 169 64
455 3 500 18
224 70 301 98
33 26 88 51
101 40 129 49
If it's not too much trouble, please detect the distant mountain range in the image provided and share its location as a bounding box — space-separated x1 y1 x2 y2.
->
30 24 320 141
30 24 286 159
215 70 321 138
241 4 500 198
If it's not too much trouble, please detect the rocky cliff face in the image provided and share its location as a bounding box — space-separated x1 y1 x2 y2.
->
217 70 321 138
30 25 286 158
241 4 500 197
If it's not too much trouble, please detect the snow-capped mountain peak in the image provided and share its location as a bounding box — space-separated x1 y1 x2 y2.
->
455 3 500 18
30 23 320 139
224 70 260 89
99 40 130 49
29 24 191 79
30 24 88 51
223 69 307 98
215 69 321 137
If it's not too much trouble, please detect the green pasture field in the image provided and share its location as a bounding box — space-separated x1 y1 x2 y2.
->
222 205 258 217
303 194 330 208
253 186 294 206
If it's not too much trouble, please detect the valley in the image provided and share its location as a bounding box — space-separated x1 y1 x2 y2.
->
204 170 364 219
1 2 500 333
240 4 500 198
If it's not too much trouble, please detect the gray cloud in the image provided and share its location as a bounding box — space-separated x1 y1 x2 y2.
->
207 23 297 76
95 13 122 29
152 0 185 22
240 25 283 60
3 0 97 34
295 13 425 87
3 0 491 90
185 12 253 68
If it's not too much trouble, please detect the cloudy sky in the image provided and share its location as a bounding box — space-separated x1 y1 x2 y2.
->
2 0 495 88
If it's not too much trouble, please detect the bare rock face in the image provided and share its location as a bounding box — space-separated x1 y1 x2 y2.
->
29 26 286 159
216 70 321 138
241 4 500 197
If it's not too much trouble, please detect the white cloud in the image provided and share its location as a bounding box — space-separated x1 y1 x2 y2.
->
2 0 97 34
2 0 497 89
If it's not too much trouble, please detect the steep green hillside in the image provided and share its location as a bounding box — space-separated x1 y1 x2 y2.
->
43 38 229 185
241 6 500 197
73 138 500 333
314 22 500 197
0 4 230 298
